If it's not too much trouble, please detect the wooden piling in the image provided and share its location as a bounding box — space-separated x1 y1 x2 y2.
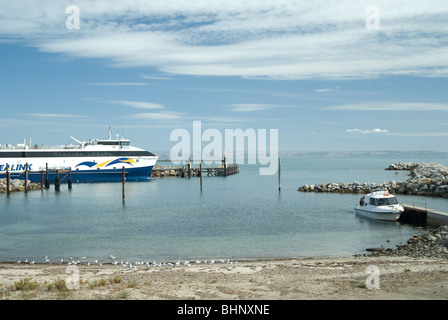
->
188 158 191 178
45 163 50 189
55 170 60 191
6 163 10 195
223 156 227 177
24 162 28 192
200 163 203 192
122 166 125 203
278 158 281 192
68 169 72 189
41 170 44 191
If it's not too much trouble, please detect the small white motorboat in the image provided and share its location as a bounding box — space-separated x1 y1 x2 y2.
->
354 189 404 221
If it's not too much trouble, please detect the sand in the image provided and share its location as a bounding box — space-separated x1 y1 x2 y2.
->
1 255 448 300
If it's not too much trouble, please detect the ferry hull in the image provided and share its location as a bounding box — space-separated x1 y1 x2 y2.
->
1 166 155 183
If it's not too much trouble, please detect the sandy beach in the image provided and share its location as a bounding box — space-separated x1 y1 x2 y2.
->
1 255 447 300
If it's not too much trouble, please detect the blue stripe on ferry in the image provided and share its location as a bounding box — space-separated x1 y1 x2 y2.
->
0 166 154 183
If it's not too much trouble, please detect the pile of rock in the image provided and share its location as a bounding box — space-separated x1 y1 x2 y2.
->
298 162 448 198
0 178 41 193
385 162 418 170
298 182 390 194
394 163 448 197
363 225 448 259
151 165 183 178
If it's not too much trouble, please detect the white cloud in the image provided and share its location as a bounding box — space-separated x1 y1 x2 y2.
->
27 113 88 118
346 128 389 134
1 0 448 79
110 100 165 109
324 102 448 111
228 103 295 112
139 74 172 80
229 104 273 112
128 111 184 120
90 82 150 86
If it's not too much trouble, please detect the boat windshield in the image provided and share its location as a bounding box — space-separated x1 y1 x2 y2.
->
370 197 398 206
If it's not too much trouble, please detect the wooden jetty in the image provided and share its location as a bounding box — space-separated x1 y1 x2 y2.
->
151 163 239 178
151 157 239 178
400 201 448 225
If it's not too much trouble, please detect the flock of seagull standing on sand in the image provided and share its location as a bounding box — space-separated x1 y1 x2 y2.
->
16 255 238 269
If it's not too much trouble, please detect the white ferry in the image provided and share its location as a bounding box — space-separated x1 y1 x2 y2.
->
354 189 404 221
0 129 158 182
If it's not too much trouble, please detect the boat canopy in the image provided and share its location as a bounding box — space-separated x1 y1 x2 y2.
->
369 197 398 206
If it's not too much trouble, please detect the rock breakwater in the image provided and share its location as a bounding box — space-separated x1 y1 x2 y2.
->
363 225 448 259
298 162 448 198
0 178 41 193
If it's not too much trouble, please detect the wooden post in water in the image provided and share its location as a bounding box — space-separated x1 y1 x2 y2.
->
223 156 227 177
188 157 191 178
24 162 28 192
41 170 44 191
45 163 50 189
6 163 10 195
55 170 60 191
122 166 125 203
68 169 72 189
200 163 203 192
278 158 281 192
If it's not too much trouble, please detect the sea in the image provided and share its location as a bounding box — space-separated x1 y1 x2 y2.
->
0 152 447 264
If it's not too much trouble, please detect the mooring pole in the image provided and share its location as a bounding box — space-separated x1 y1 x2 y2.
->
6 163 10 195
223 156 227 177
24 162 28 192
41 170 44 191
188 157 191 178
200 163 203 192
278 158 281 192
122 166 125 203
55 170 60 191
68 168 72 189
45 163 50 189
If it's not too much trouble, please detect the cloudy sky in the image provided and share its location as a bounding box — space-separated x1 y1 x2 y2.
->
1 0 447 152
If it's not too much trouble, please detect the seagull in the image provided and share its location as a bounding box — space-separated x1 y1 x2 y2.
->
110 255 115 260
30 260 35 264
17 260 21 264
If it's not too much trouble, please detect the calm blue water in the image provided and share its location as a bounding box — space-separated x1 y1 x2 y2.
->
0 153 447 263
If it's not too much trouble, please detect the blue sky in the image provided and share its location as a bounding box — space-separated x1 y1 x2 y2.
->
1 0 448 152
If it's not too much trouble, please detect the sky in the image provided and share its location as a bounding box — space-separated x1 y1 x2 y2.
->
1 0 448 153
